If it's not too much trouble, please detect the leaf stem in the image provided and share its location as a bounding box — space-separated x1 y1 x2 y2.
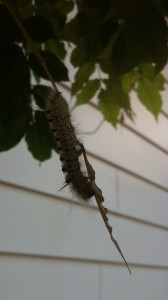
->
2 0 58 91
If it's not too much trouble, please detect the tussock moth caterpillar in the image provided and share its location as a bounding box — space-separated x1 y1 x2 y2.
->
45 89 94 200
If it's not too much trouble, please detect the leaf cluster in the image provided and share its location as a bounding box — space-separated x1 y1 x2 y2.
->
68 0 167 125
0 0 167 161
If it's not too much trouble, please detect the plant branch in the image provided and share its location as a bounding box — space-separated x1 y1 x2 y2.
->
2 0 58 91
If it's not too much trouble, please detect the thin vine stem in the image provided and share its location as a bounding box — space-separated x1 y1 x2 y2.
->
80 118 105 135
2 0 58 91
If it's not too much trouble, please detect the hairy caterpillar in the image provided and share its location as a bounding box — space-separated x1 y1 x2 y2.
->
45 89 94 200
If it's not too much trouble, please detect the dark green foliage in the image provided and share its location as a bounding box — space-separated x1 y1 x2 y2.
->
32 85 52 109
111 5 168 74
23 15 56 42
28 51 68 81
0 6 22 43
0 0 167 161
0 43 31 150
25 111 57 161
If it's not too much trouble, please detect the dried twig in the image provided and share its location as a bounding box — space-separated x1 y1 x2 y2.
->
81 144 131 274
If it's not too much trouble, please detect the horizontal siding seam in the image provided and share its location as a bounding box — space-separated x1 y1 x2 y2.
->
87 151 168 193
1 180 168 231
0 251 168 271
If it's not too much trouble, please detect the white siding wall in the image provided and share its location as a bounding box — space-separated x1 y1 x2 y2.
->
0 83 168 299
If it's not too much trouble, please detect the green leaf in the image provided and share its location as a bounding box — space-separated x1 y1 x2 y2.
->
34 2 66 38
137 79 162 119
111 6 168 74
0 6 22 43
75 63 95 84
71 39 87 67
63 17 81 43
98 25 122 60
106 0 147 20
24 15 55 42
71 63 95 96
138 63 155 79
152 73 165 91
122 71 138 92
98 79 130 126
32 85 52 109
111 21 145 75
0 43 31 151
104 79 131 110
138 63 165 91
0 44 30 115
0 44 30 94
28 50 69 81
76 79 100 106
98 89 120 127
45 39 66 59
98 35 115 60
99 59 114 75
54 1 74 15
0 110 31 151
71 81 84 97
16 0 36 19
145 7 168 72
25 110 57 161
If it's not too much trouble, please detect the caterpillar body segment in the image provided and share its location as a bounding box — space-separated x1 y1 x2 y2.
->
45 89 94 200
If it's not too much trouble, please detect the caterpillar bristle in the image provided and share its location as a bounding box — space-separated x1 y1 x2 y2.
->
45 88 94 201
